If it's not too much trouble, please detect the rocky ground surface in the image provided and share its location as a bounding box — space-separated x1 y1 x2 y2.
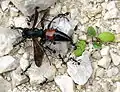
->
0 0 120 92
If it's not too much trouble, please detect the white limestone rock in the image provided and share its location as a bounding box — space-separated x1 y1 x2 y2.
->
20 52 30 71
57 66 66 75
110 50 120 66
49 3 62 15
79 34 87 41
96 68 105 78
104 8 120 20
96 0 104 3
84 5 103 18
67 51 93 85
104 1 120 20
110 24 120 34
0 76 11 92
100 81 114 92
77 14 89 24
70 8 79 20
85 80 104 92
0 56 19 73
101 2 107 15
13 16 29 28
27 61 56 85
11 67 29 87
115 34 120 42
54 75 74 92
10 6 19 17
106 67 119 77
116 1 120 11
114 82 120 92
100 46 110 56
10 0 57 16
72 33 78 43
97 56 111 69
0 27 21 56
18 47 25 54
1 0 10 11
92 50 102 60
106 1 116 11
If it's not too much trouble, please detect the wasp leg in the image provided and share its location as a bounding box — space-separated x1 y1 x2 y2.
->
26 15 34 26
69 57 81 65
21 63 32 75
58 54 66 65
37 40 52 66
11 25 24 31
40 77 48 85
42 44 52 65
13 38 26 47
45 45 56 54
11 25 27 47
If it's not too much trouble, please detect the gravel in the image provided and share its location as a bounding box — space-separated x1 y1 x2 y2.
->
0 0 120 92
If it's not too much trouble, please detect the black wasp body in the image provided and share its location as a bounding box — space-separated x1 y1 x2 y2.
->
12 7 73 67
21 28 72 42
22 28 44 38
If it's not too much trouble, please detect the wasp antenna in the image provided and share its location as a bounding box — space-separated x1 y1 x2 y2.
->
32 7 39 28
48 12 70 29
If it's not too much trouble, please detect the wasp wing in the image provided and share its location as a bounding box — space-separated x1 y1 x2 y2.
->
32 38 44 67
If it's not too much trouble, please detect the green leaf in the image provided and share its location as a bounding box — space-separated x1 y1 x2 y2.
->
74 48 83 57
98 32 115 42
76 40 86 49
73 40 86 57
87 26 96 37
93 42 102 48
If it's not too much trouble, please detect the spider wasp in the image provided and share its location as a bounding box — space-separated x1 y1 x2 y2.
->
11 7 74 67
